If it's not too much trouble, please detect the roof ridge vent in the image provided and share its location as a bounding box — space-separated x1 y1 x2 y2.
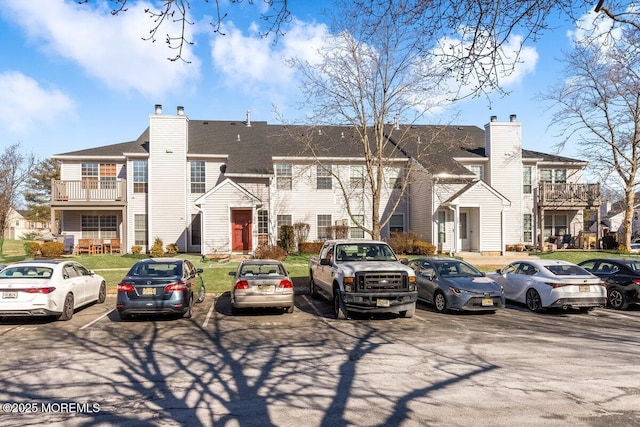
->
237 134 241 142
246 109 251 127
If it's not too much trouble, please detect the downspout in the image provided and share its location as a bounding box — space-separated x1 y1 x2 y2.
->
448 204 457 256
194 203 205 257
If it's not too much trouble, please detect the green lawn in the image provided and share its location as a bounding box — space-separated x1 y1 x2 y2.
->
2 239 636 294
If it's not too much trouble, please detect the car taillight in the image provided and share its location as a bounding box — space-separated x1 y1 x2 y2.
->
24 287 56 294
633 278 640 285
278 279 293 288
545 282 567 288
234 280 250 290
117 283 135 292
165 282 187 291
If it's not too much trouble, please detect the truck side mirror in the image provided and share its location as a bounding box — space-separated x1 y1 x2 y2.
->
399 258 409 265
320 258 331 266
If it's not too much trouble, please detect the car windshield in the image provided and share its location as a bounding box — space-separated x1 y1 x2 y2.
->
335 243 397 262
435 261 483 277
0 266 53 279
240 263 285 276
129 262 180 277
546 264 591 276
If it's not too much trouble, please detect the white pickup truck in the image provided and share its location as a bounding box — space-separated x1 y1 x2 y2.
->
309 239 418 319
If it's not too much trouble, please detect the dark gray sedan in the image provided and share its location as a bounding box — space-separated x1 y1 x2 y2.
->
116 258 205 320
408 258 504 313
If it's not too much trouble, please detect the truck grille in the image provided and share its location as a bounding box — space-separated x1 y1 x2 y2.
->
355 272 407 292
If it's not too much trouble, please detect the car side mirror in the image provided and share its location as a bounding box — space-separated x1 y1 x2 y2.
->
197 268 203 274
320 258 331 266
228 271 235 276
399 258 409 265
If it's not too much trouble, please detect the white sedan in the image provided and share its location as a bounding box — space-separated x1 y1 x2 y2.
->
488 259 607 312
0 260 106 321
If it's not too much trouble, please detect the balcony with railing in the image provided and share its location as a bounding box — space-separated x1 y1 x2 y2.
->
51 179 127 207
538 182 600 209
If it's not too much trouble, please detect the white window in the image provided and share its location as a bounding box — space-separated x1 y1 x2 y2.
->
317 165 332 189
317 214 332 239
190 161 205 193
350 165 364 189
275 164 292 190
388 168 402 189
523 166 532 194
277 215 292 241
469 165 484 180
351 215 365 238
523 214 532 243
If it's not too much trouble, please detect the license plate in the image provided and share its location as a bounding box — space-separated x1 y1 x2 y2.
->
376 299 390 307
481 298 494 307
258 285 273 292
2 291 17 299
579 285 590 292
142 288 155 295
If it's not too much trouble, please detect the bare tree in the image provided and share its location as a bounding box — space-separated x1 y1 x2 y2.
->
547 25 640 251
0 143 36 254
284 0 473 240
89 1 640 89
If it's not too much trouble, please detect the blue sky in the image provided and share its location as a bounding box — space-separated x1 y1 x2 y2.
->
0 0 591 160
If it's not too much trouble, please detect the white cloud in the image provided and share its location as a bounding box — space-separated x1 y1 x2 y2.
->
2 0 201 98
209 18 328 103
0 71 74 134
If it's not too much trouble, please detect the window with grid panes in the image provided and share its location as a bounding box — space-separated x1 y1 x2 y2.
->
317 164 332 189
388 168 402 189
317 215 332 239
389 214 404 233
275 164 292 190
523 166 532 194
190 161 205 193
133 160 148 193
350 215 364 238
277 215 292 241
134 214 148 246
350 165 364 189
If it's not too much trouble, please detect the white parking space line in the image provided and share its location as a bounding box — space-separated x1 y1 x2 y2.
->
79 309 114 330
302 295 328 321
202 298 216 328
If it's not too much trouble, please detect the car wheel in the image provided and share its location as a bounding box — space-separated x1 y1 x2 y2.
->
196 286 206 304
333 291 347 319
608 288 628 310
183 297 193 319
400 305 415 318
57 293 74 321
97 282 107 304
433 291 447 313
285 305 295 313
309 275 319 298
525 288 545 313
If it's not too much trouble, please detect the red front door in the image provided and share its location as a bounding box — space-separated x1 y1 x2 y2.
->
232 210 252 252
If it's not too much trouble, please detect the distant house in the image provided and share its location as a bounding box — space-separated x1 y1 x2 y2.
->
592 196 640 242
50 105 600 255
4 208 51 240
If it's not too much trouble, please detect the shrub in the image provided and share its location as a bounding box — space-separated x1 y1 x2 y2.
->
413 240 436 255
166 243 179 255
131 245 142 254
293 222 310 250
24 241 41 256
254 244 287 261
149 237 165 257
40 241 64 258
387 231 421 254
278 225 295 253
299 241 324 254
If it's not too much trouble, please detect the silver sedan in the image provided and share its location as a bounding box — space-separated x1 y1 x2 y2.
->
488 259 607 312
408 258 504 313
229 260 295 315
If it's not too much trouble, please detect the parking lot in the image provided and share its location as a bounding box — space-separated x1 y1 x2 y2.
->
1 291 639 427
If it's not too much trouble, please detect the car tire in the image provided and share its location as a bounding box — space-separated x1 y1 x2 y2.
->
57 293 74 321
400 305 415 318
309 275 319 299
525 288 545 313
183 297 193 319
97 282 107 304
608 288 628 310
433 291 447 313
196 286 206 304
333 291 347 319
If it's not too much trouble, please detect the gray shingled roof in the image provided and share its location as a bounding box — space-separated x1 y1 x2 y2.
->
53 119 584 176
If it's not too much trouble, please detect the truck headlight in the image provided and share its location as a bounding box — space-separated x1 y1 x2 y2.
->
344 277 354 292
